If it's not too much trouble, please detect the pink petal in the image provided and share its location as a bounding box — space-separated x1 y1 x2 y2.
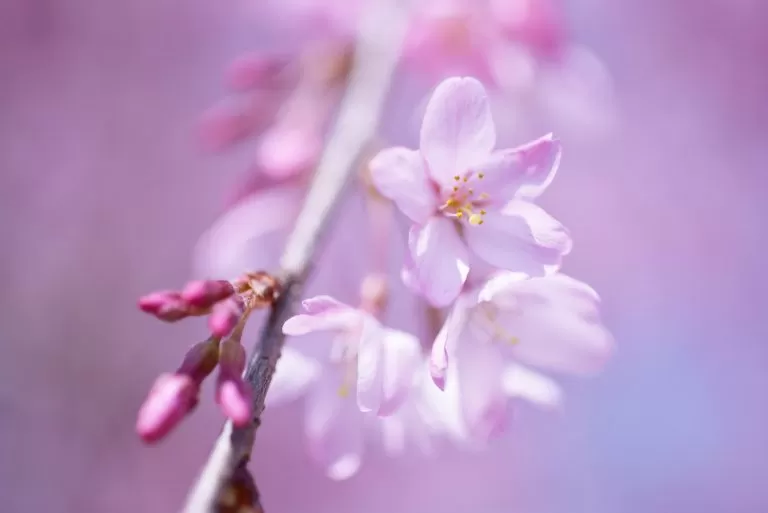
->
305 370 365 481
502 364 563 411
475 134 562 204
420 77 496 185
357 325 422 416
301 295 350 315
407 216 470 307
193 183 303 280
455 336 508 442
266 348 321 406
464 201 571 276
368 147 436 224
486 274 614 376
430 291 476 389
282 303 361 336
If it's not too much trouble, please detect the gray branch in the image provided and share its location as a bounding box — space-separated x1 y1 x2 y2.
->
180 2 410 512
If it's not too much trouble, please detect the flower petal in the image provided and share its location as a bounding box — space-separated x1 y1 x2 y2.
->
305 370 365 481
475 134 562 204
429 291 477 389
455 337 508 441
488 274 614 375
420 77 496 185
282 305 361 336
464 201 571 275
502 364 563 411
301 295 349 315
266 348 321 407
193 183 302 280
357 328 422 416
408 216 470 307
369 147 436 224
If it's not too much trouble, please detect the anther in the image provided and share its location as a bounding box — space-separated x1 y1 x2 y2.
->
469 214 483 225
453 186 459 191
480 209 486 215
454 175 460 181
478 173 485 179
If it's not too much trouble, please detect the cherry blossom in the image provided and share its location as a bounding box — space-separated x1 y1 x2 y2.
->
370 76 570 307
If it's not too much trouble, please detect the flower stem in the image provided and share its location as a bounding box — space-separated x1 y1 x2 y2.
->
179 2 410 512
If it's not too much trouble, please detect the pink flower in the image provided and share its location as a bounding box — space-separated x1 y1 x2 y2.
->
274 295 422 479
369 77 570 307
429 272 613 438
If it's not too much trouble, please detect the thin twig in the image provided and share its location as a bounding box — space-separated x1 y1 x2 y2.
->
180 2 410 512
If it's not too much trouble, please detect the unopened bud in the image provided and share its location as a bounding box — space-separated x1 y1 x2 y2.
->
181 279 235 309
216 338 251 426
138 291 189 322
360 274 388 314
136 373 198 444
177 336 221 384
208 295 246 338
226 53 291 92
256 126 321 178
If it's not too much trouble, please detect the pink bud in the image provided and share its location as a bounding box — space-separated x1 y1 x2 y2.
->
226 53 291 92
216 338 251 426
177 337 221 383
138 291 189 322
136 373 198 444
256 127 321 178
198 100 270 152
216 379 252 427
496 0 564 59
181 280 235 308
208 296 245 338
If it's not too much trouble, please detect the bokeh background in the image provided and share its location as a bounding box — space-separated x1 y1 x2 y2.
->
2 0 768 512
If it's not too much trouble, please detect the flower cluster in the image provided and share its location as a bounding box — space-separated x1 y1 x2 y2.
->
230 77 610 479
136 0 615 484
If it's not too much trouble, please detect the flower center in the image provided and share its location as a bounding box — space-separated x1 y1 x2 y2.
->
330 331 359 399
475 302 520 346
440 172 491 226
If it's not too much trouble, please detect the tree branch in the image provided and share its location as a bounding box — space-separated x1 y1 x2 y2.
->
180 2 410 512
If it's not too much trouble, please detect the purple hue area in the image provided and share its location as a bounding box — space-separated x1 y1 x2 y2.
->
2 0 767 512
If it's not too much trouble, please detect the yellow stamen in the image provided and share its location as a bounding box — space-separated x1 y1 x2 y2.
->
480 209 486 215
456 211 463 218
463 176 469 182
469 213 483 225
453 186 459 192
453 175 461 181
478 172 485 179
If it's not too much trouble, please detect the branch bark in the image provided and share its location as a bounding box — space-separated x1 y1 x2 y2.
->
180 2 410 512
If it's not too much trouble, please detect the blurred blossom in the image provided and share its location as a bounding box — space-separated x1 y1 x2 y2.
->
430 273 613 415
275 296 422 479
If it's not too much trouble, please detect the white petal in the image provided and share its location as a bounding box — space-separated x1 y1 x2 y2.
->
420 77 496 185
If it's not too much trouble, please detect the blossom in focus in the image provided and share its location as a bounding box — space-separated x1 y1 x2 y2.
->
429 272 613 436
272 295 422 479
369 76 570 307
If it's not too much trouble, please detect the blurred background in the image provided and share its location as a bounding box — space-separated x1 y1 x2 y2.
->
2 0 768 512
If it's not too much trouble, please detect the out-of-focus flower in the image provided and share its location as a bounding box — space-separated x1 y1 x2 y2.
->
198 43 351 183
429 272 613 437
273 295 422 479
370 76 569 307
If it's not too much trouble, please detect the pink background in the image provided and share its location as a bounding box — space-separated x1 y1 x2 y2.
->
2 0 767 511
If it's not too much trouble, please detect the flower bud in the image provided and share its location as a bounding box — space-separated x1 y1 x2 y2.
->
136 373 198 444
138 291 189 322
177 336 221 384
181 279 235 309
226 53 291 92
256 126 321 178
216 338 251 426
208 295 246 338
